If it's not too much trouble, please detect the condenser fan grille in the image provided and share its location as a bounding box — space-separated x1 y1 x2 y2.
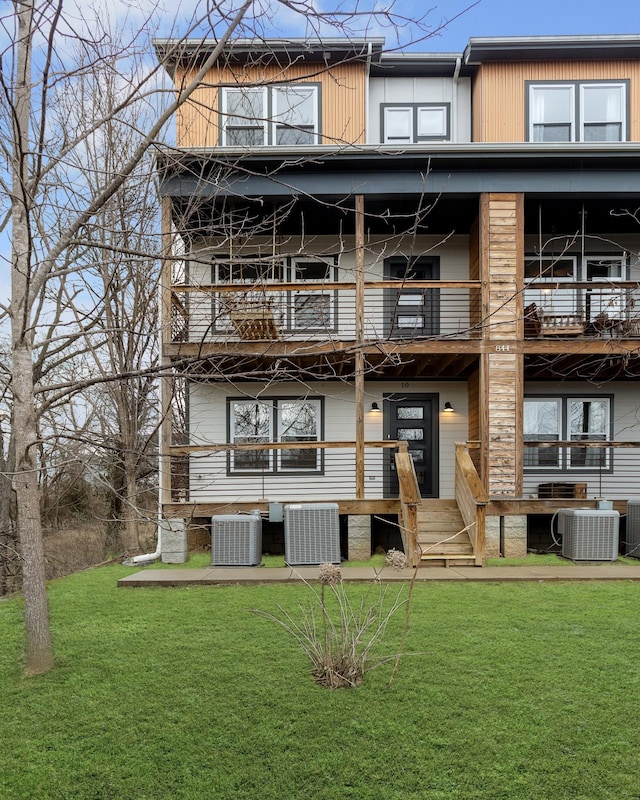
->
559 509 619 562
284 503 340 565
211 512 262 566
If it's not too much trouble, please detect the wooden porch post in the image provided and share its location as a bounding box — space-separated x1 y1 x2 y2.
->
160 196 173 511
355 194 365 499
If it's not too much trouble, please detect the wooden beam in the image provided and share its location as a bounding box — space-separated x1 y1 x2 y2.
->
162 499 402 517
160 196 174 508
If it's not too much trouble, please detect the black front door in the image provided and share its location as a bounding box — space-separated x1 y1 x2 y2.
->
384 256 440 338
384 393 439 498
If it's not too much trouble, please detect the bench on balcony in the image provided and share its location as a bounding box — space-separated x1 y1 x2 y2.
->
525 303 585 336
223 297 281 340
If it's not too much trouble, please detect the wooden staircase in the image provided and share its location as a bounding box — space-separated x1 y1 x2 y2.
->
416 500 476 566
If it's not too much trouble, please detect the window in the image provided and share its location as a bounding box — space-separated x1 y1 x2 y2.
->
221 85 319 146
524 254 627 322
289 258 337 331
528 82 627 142
212 256 284 332
524 396 611 471
382 103 450 143
228 398 323 473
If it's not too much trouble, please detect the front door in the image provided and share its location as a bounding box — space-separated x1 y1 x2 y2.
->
384 393 439 498
384 256 440 338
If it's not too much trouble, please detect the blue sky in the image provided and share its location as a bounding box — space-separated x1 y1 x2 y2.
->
426 0 640 51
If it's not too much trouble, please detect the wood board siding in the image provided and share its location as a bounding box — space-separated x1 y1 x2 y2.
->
480 193 524 496
174 61 367 148
473 61 640 142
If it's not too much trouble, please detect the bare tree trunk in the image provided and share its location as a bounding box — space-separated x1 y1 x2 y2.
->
11 0 53 674
12 346 53 674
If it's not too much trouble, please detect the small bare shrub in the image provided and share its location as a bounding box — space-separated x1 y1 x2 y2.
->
254 557 411 689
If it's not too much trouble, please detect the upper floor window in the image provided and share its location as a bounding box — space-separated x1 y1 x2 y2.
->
221 85 320 146
382 103 450 144
528 82 628 142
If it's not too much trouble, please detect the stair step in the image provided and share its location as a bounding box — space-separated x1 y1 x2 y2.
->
420 553 475 561
420 544 474 555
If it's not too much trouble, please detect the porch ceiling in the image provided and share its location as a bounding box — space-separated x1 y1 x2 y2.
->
179 349 479 381
524 352 640 381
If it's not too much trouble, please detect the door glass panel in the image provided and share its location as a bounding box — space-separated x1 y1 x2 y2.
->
409 449 424 463
397 407 423 420
398 294 423 305
397 428 424 440
397 315 424 328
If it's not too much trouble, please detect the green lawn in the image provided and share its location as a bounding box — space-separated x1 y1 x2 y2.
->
2 567 640 799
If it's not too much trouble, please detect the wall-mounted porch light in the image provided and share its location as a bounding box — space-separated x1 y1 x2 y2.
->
443 401 455 413
370 402 381 413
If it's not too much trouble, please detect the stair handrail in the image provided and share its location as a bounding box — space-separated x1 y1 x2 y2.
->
395 441 421 567
455 442 488 566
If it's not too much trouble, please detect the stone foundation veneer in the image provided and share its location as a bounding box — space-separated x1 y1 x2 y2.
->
160 518 188 564
485 515 527 559
347 515 372 561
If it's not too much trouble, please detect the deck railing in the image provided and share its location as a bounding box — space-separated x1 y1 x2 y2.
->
394 441 421 567
523 440 640 503
168 280 482 343
166 440 405 506
525 281 640 338
455 442 488 566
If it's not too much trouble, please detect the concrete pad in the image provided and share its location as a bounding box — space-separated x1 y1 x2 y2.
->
117 560 640 587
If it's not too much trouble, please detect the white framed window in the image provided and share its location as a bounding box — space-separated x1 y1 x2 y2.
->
228 397 323 473
524 254 628 322
581 84 625 142
289 258 337 331
273 86 318 145
382 103 450 143
212 257 284 332
524 396 612 471
585 257 626 321
524 256 578 316
222 88 268 146
221 85 319 146
528 82 627 142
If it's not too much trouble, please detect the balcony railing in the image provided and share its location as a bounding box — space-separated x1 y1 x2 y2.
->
166 440 406 504
525 281 640 338
168 280 482 344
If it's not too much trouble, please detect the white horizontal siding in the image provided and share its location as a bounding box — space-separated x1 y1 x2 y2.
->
187 379 469 501
523 381 640 500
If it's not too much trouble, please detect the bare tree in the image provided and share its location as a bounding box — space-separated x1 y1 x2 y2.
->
2 0 444 675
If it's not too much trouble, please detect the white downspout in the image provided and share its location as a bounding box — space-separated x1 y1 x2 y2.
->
452 56 461 142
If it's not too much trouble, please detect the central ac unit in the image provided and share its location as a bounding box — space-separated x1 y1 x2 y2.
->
211 511 262 566
284 502 340 566
558 508 619 562
625 501 640 558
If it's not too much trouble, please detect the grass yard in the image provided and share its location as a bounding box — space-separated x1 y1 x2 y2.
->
1 567 640 799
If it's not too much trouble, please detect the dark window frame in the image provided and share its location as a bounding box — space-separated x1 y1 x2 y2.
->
524 393 614 474
226 396 325 475
381 102 451 143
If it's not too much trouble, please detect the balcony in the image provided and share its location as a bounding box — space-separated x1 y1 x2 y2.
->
168 279 482 345
524 281 640 339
